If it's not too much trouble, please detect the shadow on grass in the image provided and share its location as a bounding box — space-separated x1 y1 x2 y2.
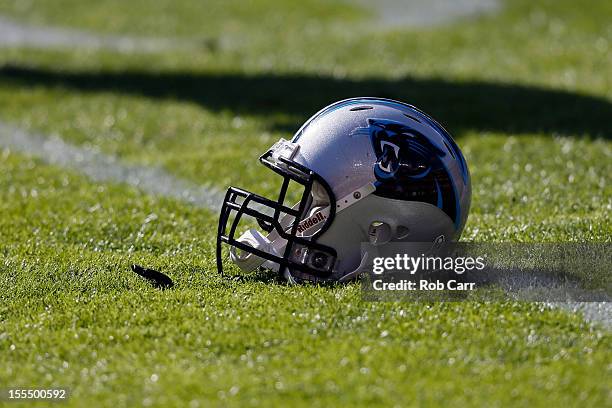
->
1 65 610 138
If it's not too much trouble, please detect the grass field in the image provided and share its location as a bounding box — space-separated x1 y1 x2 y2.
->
0 0 610 406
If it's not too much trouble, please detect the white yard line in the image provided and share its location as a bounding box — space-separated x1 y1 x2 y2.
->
475 270 611 328
0 122 608 329
550 302 610 329
0 1 503 51
0 16 195 52
0 122 225 210
355 0 500 28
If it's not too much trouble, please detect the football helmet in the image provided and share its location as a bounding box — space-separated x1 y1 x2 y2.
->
216 98 471 283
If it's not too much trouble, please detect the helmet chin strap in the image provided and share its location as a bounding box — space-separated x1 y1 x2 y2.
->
229 203 297 273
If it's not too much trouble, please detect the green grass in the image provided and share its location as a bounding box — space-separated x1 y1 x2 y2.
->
0 0 610 406
1 153 609 407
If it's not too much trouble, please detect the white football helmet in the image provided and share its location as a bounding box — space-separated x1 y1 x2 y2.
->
217 98 471 283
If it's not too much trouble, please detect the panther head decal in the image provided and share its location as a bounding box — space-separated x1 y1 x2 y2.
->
351 118 459 226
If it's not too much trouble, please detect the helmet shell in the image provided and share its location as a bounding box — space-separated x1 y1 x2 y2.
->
289 98 471 279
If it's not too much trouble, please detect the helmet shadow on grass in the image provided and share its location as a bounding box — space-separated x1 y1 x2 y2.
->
1 65 611 139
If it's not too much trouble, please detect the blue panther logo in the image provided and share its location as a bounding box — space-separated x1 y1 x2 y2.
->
351 118 458 225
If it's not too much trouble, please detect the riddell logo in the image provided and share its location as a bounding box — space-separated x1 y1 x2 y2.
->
296 212 327 234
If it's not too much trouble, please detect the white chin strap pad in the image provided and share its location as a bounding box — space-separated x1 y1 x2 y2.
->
229 229 271 272
229 229 282 272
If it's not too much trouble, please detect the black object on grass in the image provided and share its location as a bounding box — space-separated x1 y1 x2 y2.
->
131 264 174 289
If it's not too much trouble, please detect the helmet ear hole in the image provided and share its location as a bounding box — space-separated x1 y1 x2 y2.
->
368 221 392 245
396 225 411 240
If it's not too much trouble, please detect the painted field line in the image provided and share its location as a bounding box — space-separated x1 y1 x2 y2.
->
0 1 503 52
0 121 225 210
0 16 197 52
356 0 500 28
